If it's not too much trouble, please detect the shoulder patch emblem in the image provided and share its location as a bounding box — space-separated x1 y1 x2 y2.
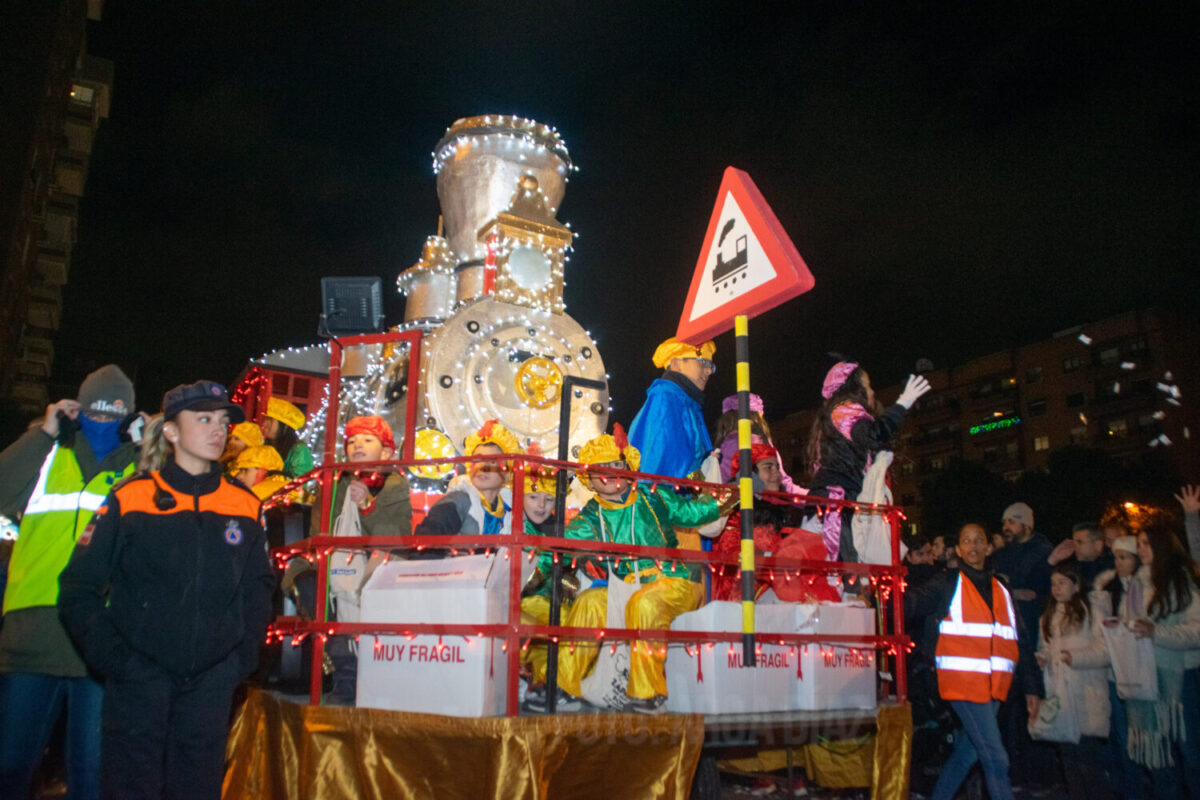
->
223 519 243 546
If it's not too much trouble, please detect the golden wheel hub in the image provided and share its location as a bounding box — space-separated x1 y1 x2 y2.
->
514 356 564 409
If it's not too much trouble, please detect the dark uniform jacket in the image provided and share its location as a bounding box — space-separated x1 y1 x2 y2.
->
58 458 277 679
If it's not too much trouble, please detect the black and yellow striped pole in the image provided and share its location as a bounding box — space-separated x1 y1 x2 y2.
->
735 314 756 666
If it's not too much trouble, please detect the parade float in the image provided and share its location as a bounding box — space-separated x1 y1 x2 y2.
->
224 116 912 800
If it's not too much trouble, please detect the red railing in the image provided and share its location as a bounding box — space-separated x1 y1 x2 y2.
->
263 453 910 714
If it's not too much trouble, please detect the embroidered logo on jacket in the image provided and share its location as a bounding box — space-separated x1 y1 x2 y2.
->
223 520 243 545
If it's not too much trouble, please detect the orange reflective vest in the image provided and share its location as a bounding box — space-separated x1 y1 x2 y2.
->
934 573 1020 702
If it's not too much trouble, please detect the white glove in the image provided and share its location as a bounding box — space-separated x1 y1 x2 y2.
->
896 374 932 409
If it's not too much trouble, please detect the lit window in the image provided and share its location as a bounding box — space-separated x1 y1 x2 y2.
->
1034 435 1050 451
1006 441 1020 458
1107 419 1128 438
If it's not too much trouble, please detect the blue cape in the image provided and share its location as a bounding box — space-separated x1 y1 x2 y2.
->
628 378 712 478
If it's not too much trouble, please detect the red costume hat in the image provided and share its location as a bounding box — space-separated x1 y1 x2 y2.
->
344 416 395 451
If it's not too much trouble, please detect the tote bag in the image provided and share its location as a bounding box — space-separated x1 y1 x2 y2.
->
1028 663 1081 743
1101 621 1159 701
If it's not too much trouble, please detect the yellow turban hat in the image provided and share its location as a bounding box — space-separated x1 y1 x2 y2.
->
230 421 264 448
578 423 641 474
463 419 521 455
233 444 284 473
651 337 716 369
521 441 557 496
265 397 306 432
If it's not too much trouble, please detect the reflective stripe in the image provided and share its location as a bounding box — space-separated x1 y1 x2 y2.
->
939 620 996 638
993 622 1017 640
990 656 1015 672
24 491 107 514
936 655 994 674
23 444 108 515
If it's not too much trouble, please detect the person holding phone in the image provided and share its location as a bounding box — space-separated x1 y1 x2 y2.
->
0 364 143 800
58 380 276 800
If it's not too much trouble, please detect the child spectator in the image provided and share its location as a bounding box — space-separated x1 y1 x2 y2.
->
1034 562 1111 800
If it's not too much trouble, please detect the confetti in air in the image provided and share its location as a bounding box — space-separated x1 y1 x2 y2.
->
1120 362 1136 371
1077 334 1093 345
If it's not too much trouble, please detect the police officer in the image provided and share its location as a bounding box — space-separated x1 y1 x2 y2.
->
58 380 276 800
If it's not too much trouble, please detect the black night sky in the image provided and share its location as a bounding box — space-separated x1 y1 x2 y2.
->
59 2 1199 425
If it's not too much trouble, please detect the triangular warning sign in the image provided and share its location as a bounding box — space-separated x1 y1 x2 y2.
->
676 167 814 344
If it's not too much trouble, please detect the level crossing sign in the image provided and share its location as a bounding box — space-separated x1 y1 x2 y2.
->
676 167 814 344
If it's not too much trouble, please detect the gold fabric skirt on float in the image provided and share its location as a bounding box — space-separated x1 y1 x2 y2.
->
223 689 705 799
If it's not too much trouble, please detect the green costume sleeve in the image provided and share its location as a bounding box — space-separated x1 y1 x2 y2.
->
536 506 601 578
654 486 721 528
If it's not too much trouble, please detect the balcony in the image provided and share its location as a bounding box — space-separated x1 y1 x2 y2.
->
10 378 49 414
26 298 61 330
54 154 88 197
18 336 55 378
36 247 69 285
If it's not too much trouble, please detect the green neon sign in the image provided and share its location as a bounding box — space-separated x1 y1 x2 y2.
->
969 416 1021 435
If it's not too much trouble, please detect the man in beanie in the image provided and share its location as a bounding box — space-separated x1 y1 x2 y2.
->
0 364 141 800
991 501 1054 792
628 336 717 480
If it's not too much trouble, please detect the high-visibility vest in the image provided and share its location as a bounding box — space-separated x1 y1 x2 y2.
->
934 572 1020 702
2 444 136 614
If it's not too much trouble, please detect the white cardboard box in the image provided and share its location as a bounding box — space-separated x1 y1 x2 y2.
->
791 602 877 711
665 601 877 714
356 552 519 717
665 602 804 714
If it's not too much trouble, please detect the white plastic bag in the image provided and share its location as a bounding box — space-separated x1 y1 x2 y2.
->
1102 621 1159 701
697 453 728 539
1028 663 1081 743
851 451 905 565
330 491 367 624
579 569 640 708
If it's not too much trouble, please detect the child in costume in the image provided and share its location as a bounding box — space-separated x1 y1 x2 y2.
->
712 392 801 493
261 397 314 479
628 336 716 480
220 420 264 475
516 443 582 711
804 362 928 562
416 419 518 536
536 425 721 713
296 415 412 703
712 443 832 603
230 444 288 500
